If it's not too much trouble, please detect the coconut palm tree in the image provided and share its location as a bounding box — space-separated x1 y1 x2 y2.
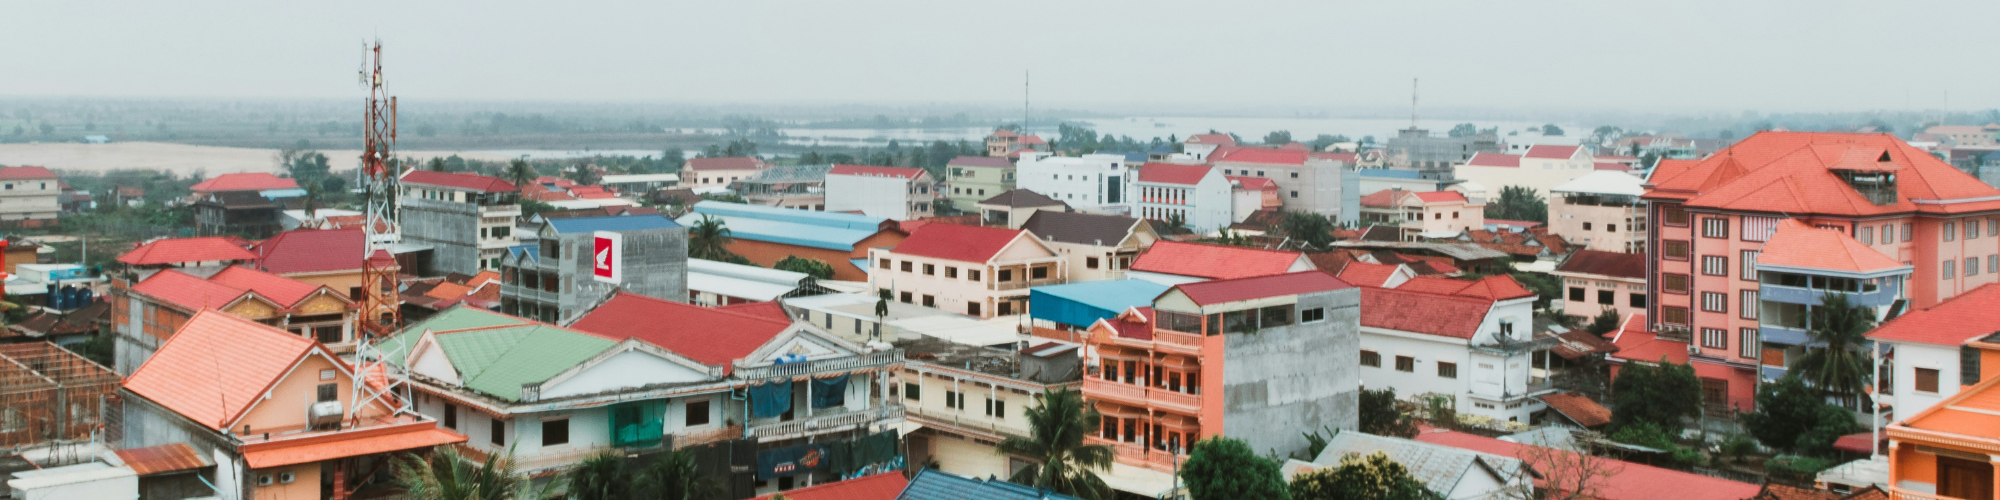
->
394 446 556 500
637 449 722 500
565 452 630 500
1795 293 1876 403
505 158 537 188
997 388 1114 500
687 214 734 261
873 288 891 340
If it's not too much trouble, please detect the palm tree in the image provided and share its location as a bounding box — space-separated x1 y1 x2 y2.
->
505 158 537 188
687 214 734 261
1795 293 1876 402
394 446 556 500
997 388 1114 500
566 453 630 500
637 449 722 500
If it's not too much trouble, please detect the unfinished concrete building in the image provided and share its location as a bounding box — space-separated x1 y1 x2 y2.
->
0 342 119 447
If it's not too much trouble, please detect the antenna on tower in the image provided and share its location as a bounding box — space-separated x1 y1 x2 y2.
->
1410 78 1419 130
357 39 402 339
1024 70 1031 131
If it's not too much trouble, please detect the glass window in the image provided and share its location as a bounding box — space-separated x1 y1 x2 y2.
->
1740 290 1759 320
1663 241 1689 260
686 400 710 426
1395 356 1415 372
1916 368 1940 393
1360 350 1380 367
542 419 570 446
1300 308 1326 323
1437 362 1458 379
1663 273 1689 294
1945 222 1957 242
1259 305 1294 327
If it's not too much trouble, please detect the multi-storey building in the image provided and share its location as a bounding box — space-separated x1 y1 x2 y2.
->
1642 131 2000 413
1131 163 1231 233
894 337 1082 480
1080 271 1360 475
193 192 282 238
866 223 1063 318
111 266 358 374
675 201 906 281
1885 371 2000 499
398 170 521 274
1384 128 1500 178
1552 250 1648 320
1863 284 2000 425
1014 152 1132 211
984 129 1046 157
975 189 1066 228
1549 171 1648 253
944 156 1016 213
1455 146 1597 201
0 166 62 221
824 165 936 220
1208 146 1355 219
1354 275 1551 422
1753 220 1911 398
1356 188 1485 241
499 215 688 324
1180 134 1234 161
683 157 768 189
737 163 831 210
1019 210 1160 282
188 172 298 199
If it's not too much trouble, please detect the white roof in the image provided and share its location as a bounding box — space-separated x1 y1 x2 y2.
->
782 293 957 322
1549 171 1645 196
689 258 809 284
886 315 1023 348
600 173 680 184
687 274 798 302
543 198 638 210
7 462 137 490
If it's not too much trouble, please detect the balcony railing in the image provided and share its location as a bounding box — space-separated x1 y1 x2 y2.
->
1154 330 1205 352
905 405 1026 440
1885 487 1957 500
1150 389 1201 413
735 350 902 381
1084 378 1149 404
751 406 904 442
993 277 1062 291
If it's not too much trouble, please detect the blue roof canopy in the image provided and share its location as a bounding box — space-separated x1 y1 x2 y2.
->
1029 279 1169 329
679 201 889 252
1358 169 1424 179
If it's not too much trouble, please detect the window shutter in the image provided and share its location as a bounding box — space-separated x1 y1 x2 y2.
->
1964 344 1983 387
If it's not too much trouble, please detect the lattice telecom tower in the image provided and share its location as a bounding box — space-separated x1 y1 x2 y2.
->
357 40 402 339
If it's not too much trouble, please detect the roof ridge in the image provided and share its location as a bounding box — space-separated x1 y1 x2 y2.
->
610 291 793 326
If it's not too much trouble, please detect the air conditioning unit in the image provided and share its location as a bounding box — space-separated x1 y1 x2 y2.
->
257 475 274 486
1687 344 1701 355
309 401 344 427
278 472 296 484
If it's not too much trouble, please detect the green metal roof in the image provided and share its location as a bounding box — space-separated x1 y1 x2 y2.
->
376 306 536 368
447 325 615 401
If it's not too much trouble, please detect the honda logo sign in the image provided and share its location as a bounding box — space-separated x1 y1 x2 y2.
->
592 231 622 284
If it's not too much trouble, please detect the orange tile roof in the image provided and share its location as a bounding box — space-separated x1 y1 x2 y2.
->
123 310 322 430
1897 367 2000 440
1867 283 2000 346
1756 220 1906 274
117 237 258 265
239 419 465 469
129 269 257 313
207 266 325 308
1523 145 1582 159
1393 276 1536 300
1608 314 1689 365
1413 191 1468 203
1336 262 1403 287
189 173 298 193
1645 131 2000 216
1537 392 1611 428
114 443 210 475
1129 241 1306 280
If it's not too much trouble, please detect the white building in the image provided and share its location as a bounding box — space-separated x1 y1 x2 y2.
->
1131 163 1232 234
0 166 62 221
1454 146 1597 201
1014 152 1132 211
1355 275 1552 422
824 164 936 220
1865 283 2000 421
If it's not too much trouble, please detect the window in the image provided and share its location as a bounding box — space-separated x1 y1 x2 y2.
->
1915 368 1940 393
1741 250 1760 281
1630 293 1647 308
317 383 338 402
1740 290 1759 320
968 303 981 316
1598 290 1614 305
320 369 336 380
1903 223 1914 242
1662 205 1689 226
899 291 912 303
1739 329 1759 358
1945 222 1957 242
491 417 506 446
1086 257 1100 269
1883 223 1895 243
985 398 1007 418
1702 217 1729 238
1300 307 1326 322
1608 224 1617 232
1991 255 1998 274
923 264 935 275
1031 266 1049 279
1663 240 1689 260
1702 255 1727 276
969 270 982 281
1437 362 1458 379
921 295 935 307
1969 258 1981 277
1583 222 1593 230
1569 287 1585 302
1701 292 1726 313
1945 259 1958 279
444 404 458 429
945 391 960 410
542 419 570 446
1859 226 1875 245
685 400 711 426
1291 191 1299 198
878 258 889 269
904 383 921 401
998 269 1013 282
900 261 914 272
1970 220 1980 239
1661 306 1690 326
1395 356 1415 372
1663 273 1689 294
1701 378 1728 407
945 266 958 278
1291 172 1299 178
1702 328 1727 349
1360 350 1381 367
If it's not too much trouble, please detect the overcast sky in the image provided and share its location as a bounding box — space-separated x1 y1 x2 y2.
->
4 0 1998 113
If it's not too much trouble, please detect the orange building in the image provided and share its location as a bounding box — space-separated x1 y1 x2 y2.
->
111 267 358 375
1887 373 2000 499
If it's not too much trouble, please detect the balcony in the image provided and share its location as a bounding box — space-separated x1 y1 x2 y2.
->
1150 389 1201 413
1153 330 1205 354
1885 488 1957 500
992 277 1062 291
734 350 902 381
905 405 1025 440
1084 378 1149 406
1087 436 1150 467
1759 283 1900 308
750 406 904 442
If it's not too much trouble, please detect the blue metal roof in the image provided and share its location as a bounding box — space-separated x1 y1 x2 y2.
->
506 244 540 262
1358 169 1424 179
896 469 1086 500
680 201 887 252
1029 279 1169 328
545 215 681 234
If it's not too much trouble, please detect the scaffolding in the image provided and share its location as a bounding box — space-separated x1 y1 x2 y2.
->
0 342 120 448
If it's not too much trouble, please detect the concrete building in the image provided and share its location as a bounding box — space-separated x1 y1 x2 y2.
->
1020 210 1160 283
1229 176 1280 223
1640 131 2000 414
1209 147 1356 219
737 164 831 210
1864 284 2000 425
781 292 959 344
676 201 906 281
1014 152 1132 211
113 236 258 279
894 337 1083 482
944 156 1016 213
1885 368 2000 499
499 215 687 324
975 189 1066 228
193 192 282 238
1081 271 1361 472
188 172 298 199
1552 250 1648 320
598 173 679 195
1385 128 1501 177
686 258 828 306
1549 171 1648 253
984 129 1046 157
824 165 936 220
1180 134 1234 161
867 223 1063 318
0 166 61 222
1752 220 1912 391
248 228 368 296
1455 145 1597 201
1358 188 1486 241
398 170 521 275
111 266 359 375
1355 275 1552 422
1923 123 2000 147
683 157 767 190
1131 163 1231 234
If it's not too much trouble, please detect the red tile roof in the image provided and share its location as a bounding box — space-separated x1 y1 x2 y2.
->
685 157 765 171
891 223 1027 263
829 164 927 179
207 266 326 308
1609 315 1689 365
1137 163 1214 185
1017 135 1046 145
1173 271 1352 306
569 292 792 367
1757 220 1905 274
1867 283 2000 346
117 237 257 266
400 170 518 193
1395 275 1536 300
1209 146 1307 165
1555 250 1647 280
1593 162 1632 171
1414 428 1762 500
251 229 366 275
0 166 57 180
1465 153 1521 167
1129 241 1307 280
1227 176 1277 190
1358 189 1403 208
1646 132 2000 216
114 443 210 476
190 172 298 192
1186 134 1235 146
1336 262 1403 287
1360 286 1491 338
1414 191 1467 203
1311 151 1359 162
719 301 792 322
130 269 259 312
748 472 908 500
1104 307 1155 341
1523 145 1582 159
123 310 322 430
1538 392 1611 428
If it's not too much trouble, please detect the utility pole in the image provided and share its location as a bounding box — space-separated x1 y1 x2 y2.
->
1024 70 1031 131
1410 77 1419 130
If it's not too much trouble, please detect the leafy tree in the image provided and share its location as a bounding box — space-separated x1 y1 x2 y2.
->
1279 212 1336 250
1359 388 1418 439
1301 426 1337 460
519 200 555 218
1264 130 1294 145
1589 126 1624 144
638 449 725 500
567 453 632 500
505 158 538 188
1541 124 1565 136
1447 123 1477 138
1609 358 1701 431
1058 123 1099 153
774 256 835 279
279 139 332 184
426 157 448 172
1182 437 1289 500
1743 376 1863 457
1795 293 1875 399
565 164 601 186
1507 272 1563 311
1165 212 1187 231
394 447 556 500
997 388 1113 500
873 288 890 339
1289 451 1436 500
687 214 736 262
1310 134 1349 151
1586 307 1621 335
1484 185 1547 223
661 148 687 171
566 449 719 500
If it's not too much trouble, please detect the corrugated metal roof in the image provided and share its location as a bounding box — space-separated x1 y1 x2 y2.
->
681 201 888 251
546 214 680 234
896 468 1087 500
440 324 616 401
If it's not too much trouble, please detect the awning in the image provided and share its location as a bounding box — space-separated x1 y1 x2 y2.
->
1099 461 1178 498
687 273 798 302
1029 280 1168 329
1834 433 1883 455
112 442 212 476
240 424 466 469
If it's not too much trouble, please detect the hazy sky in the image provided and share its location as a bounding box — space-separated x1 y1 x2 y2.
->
5 0 1999 113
